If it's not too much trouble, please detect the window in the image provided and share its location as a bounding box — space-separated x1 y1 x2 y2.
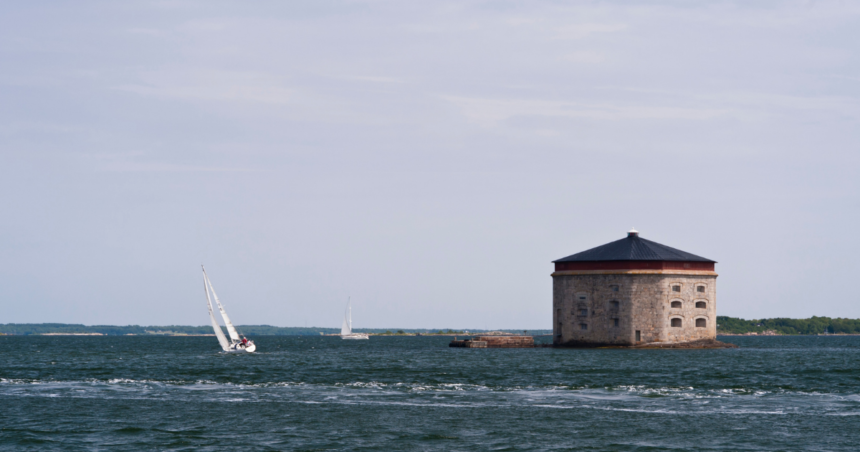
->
579 295 586 300
613 318 619 327
697 286 705 293
611 285 619 292
696 301 706 309
671 301 682 308
610 301 620 309
671 318 682 328
635 330 641 341
696 318 707 328
672 285 681 292
580 309 588 316
580 323 588 331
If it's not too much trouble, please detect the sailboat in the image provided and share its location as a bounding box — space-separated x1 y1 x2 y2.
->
340 298 369 340
202 266 256 352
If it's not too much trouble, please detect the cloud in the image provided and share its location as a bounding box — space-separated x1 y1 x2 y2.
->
560 51 608 64
84 151 260 173
97 162 259 172
114 70 293 104
553 23 627 40
126 28 168 37
442 95 734 125
442 89 860 127
330 75 407 84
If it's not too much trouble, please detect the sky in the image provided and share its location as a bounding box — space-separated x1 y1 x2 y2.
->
1 0 859 329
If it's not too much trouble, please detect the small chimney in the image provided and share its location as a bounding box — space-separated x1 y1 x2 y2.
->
628 227 639 237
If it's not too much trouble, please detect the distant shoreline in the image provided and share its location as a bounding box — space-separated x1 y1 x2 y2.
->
5 332 860 337
0 324 550 337
38 333 217 337
4 318 860 336
719 333 860 337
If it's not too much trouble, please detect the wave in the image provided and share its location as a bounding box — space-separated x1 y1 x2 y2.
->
3 377 859 399
3 378 859 418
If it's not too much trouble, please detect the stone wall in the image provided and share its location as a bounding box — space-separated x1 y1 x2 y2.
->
661 275 717 343
473 336 535 348
449 336 534 348
552 271 717 346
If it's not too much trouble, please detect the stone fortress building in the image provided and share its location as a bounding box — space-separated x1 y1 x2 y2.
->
552 229 717 346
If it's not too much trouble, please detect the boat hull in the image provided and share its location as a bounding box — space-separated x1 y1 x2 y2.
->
228 341 256 352
341 334 369 340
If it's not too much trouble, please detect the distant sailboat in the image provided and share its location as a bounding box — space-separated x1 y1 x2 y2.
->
340 298 369 340
202 266 256 352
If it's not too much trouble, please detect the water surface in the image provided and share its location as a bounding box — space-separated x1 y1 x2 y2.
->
1 335 858 450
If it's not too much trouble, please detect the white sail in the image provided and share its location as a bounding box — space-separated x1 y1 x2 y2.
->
340 298 368 339
204 272 230 351
204 270 241 342
341 317 351 335
341 298 353 335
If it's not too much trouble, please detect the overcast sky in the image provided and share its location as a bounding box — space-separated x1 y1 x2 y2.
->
1 1 859 328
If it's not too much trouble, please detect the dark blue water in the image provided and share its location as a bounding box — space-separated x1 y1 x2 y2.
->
1 335 859 451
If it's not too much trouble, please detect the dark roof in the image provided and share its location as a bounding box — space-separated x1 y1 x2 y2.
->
554 233 715 263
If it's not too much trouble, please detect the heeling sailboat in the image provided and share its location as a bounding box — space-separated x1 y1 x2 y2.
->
202 266 256 352
340 298 369 340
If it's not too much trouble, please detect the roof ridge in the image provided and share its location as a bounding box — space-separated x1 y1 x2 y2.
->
640 237 702 260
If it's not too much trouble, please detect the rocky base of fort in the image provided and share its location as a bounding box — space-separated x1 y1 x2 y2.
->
451 337 737 349
449 336 535 348
551 338 738 349
624 338 738 349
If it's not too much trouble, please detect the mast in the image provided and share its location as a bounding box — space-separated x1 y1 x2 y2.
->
203 267 230 351
203 268 242 342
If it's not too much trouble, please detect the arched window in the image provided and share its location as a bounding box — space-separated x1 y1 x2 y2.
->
696 318 707 328
671 318 682 328
695 301 706 309
671 301 682 308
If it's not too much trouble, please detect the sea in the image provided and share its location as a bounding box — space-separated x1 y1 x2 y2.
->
1 335 858 451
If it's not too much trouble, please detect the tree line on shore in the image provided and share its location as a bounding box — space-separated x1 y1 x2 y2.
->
716 316 860 335
4 317 860 336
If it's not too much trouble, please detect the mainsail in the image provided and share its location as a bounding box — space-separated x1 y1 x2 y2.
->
339 297 368 340
341 299 352 335
203 271 230 351
204 271 241 342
